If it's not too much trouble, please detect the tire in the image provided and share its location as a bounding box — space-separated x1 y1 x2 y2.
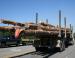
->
59 40 65 52
70 40 74 45
67 38 74 45
16 44 19 46
35 47 41 51
22 42 26 46
16 40 20 46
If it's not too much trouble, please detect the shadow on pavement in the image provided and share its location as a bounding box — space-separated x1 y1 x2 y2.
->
31 48 58 58
11 48 58 58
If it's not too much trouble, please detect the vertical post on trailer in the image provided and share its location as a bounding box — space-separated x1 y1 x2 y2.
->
58 10 61 37
36 13 38 24
70 24 72 38
72 26 73 38
46 19 48 24
64 17 66 38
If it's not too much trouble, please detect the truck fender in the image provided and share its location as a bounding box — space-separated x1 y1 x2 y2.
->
15 29 24 39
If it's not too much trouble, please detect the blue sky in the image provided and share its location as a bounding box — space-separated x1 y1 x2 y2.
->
0 0 75 30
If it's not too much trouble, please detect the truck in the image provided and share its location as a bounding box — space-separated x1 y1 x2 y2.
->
0 10 74 52
0 19 26 47
0 19 35 46
0 26 21 47
16 22 74 52
15 11 74 52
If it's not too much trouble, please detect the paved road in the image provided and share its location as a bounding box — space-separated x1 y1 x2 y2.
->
0 45 35 58
15 45 75 58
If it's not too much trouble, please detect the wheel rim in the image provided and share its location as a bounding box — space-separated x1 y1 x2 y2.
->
60 41 65 51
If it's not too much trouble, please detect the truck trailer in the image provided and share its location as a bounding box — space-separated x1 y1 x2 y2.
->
16 21 74 52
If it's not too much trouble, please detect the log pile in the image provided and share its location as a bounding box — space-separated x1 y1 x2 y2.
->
24 22 71 36
0 19 71 36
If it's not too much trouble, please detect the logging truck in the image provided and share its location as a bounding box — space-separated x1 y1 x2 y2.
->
0 19 74 51
17 22 74 52
0 10 74 51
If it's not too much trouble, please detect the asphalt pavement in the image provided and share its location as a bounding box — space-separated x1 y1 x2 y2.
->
0 45 35 58
15 45 75 58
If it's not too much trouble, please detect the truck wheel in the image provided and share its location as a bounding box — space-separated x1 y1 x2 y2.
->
59 40 65 52
16 42 19 46
16 40 20 46
16 44 19 46
35 47 40 51
67 38 74 45
70 39 74 45
22 42 26 46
